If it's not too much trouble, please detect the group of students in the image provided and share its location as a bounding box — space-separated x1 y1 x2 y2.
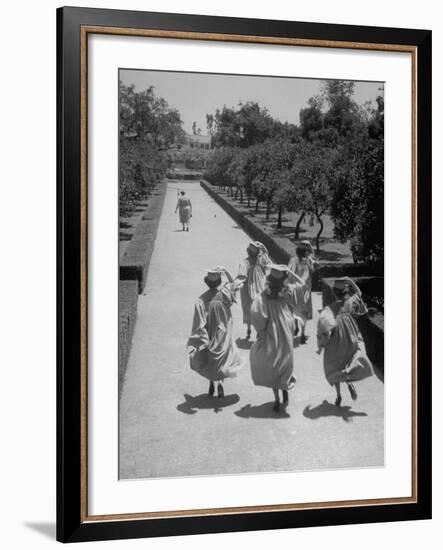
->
186 240 373 413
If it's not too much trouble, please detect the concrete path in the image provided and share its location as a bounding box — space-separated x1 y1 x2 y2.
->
119 181 384 479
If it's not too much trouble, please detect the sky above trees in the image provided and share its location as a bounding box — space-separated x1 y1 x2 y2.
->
120 69 383 135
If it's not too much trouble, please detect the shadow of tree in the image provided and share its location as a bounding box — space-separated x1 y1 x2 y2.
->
303 400 368 423
234 402 290 419
177 393 240 415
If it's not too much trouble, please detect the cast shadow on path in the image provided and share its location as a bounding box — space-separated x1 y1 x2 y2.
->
235 337 253 350
303 400 368 423
177 393 240 415
235 402 290 419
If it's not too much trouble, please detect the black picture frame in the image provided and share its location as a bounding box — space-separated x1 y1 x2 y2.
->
57 6 432 543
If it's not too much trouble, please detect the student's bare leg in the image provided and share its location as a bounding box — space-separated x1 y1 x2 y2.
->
347 382 358 401
272 388 280 412
334 383 342 407
282 390 289 409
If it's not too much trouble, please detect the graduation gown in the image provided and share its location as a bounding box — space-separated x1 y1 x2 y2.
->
317 294 373 385
237 252 270 325
187 284 243 381
249 284 299 390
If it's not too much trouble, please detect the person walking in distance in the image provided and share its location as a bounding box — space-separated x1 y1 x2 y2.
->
175 190 192 231
236 241 271 340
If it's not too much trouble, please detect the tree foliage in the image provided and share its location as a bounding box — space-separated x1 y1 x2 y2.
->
204 83 384 263
119 82 185 215
206 101 299 149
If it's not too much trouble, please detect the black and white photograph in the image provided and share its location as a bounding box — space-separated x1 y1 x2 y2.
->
118 69 385 480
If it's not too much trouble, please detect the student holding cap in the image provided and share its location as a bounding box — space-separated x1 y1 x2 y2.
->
187 267 243 398
236 241 271 340
249 264 304 413
288 240 318 344
316 277 373 407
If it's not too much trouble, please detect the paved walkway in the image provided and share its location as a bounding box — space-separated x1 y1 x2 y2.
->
119 181 384 479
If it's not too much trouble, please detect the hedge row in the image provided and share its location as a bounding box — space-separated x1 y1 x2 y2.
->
201 179 293 263
119 280 139 392
120 180 168 293
200 180 382 291
167 171 202 181
119 179 168 391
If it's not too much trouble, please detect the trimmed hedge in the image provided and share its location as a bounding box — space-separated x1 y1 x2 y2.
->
200 180 382 291
322 278 384 373
201 179 293 264
119 280 139 391
167 171 202 181
120 180 168 293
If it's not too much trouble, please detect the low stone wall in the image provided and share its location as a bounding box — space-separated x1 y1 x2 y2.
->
120 180 168 293
200 179 382 291
119 280 139 391
322 278 384 373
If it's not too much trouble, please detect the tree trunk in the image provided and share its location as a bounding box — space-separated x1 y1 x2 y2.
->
266 201 271 221
277 207 283 229
294 211 305 240
239 188 243 204
255 199 259 212
315 213 324 254
247 194 251 208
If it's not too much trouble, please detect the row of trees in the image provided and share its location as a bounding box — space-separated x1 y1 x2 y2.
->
204 81 384 263
119 82 185 215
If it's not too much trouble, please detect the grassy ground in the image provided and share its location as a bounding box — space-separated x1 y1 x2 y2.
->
224 194 352 263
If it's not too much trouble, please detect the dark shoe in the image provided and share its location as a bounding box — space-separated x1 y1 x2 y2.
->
273 400 280 413
301 335 308 344
335 395 342 407
217 383 224 399
347 382 358 401
208 382 215 396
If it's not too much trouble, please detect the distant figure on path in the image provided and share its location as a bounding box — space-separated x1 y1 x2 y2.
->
187 268 244 398
316 277 373 407
249 264 304 413
175 191 192 231
288 242 317 343
236 241 271 340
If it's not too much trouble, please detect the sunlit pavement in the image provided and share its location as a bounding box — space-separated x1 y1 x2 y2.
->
119 181 384 480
